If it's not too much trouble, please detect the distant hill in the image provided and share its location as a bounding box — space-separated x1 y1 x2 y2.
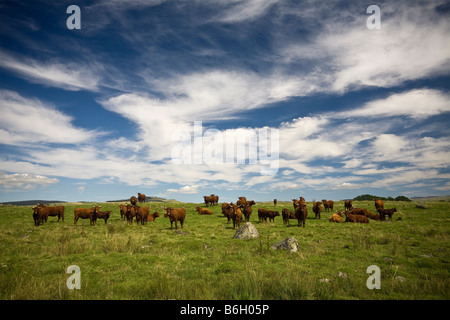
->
410 195 450 202
106 196 168 203
0 200 67 206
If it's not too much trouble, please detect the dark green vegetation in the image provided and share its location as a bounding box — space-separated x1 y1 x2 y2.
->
0 200 448 300
352 194 411 201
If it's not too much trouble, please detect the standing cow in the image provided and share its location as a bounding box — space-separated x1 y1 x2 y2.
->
138 193 146 203
74 206 101 226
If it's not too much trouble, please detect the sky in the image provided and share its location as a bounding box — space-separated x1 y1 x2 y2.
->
0 0 449 203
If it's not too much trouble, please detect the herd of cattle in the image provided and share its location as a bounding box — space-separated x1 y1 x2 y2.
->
30 193 397 229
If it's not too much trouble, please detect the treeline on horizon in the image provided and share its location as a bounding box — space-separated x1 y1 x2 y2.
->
351 194 411 202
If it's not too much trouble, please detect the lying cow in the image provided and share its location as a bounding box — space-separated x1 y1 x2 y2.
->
344 212 369 223
195 206 214 215
146 211 160 222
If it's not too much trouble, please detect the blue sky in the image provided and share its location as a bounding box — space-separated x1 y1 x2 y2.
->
0 0 449 203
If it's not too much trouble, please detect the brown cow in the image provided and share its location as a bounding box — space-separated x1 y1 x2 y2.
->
130 196 138 206
195 206 213 215
274 199 277 206
137 193 146 203
147 211 160 222
32 206 48 226
242 204 252 222
281 208 296 225
203 195 214 207
164 207 186 230
33 205 65 223
344 200 353 211
313 201 322 219
344 212 369 223
377 207 397 221
74 206 101 226
374 198 384 211
257 208 279 223
135 206 150 225
322 199 334 212
125 204 137 224
210 194 219 206
230 203 242 229
295 203 307 227
236 197 247 207
119 204 128 221
350 208 369 216
221 202 233 224
329 212 343 223
95 210 111 225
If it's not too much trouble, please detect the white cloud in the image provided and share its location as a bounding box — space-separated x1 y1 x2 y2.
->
0 90 101 146
167 185 199 194
334 89 450 119
0 172 59 190
278 1 450 94
0 52 100 91
77 185 85 194
211 0 279 23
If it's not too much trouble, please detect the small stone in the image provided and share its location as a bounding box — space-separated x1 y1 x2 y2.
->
270 237 299 253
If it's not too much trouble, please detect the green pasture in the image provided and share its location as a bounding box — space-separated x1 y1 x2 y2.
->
0 200 448 300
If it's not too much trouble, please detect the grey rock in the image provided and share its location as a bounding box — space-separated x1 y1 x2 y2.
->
271 237 299 253
233 222 260 240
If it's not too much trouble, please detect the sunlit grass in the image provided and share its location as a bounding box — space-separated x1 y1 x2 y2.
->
0 200 448 299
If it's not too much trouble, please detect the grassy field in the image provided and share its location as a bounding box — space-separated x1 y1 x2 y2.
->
0 200 448 300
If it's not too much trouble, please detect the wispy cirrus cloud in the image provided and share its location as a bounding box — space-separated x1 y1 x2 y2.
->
0 51 100 91
0 90 103 146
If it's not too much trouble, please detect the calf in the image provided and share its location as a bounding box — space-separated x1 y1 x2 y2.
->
258 208 279 222
124 205 138 224
313 201 322 219
377 207 397 221
344 200 353 211
195 206 213 215
147 211 160 222
282 208 291 225
242 204 252 222
230 203 242 229
221 202 233 224
74 206 101 226
135 206 150 225
164 207 186 230
329 212 343 223
295 203 307 227
119 204 128 221
95 210 111 225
